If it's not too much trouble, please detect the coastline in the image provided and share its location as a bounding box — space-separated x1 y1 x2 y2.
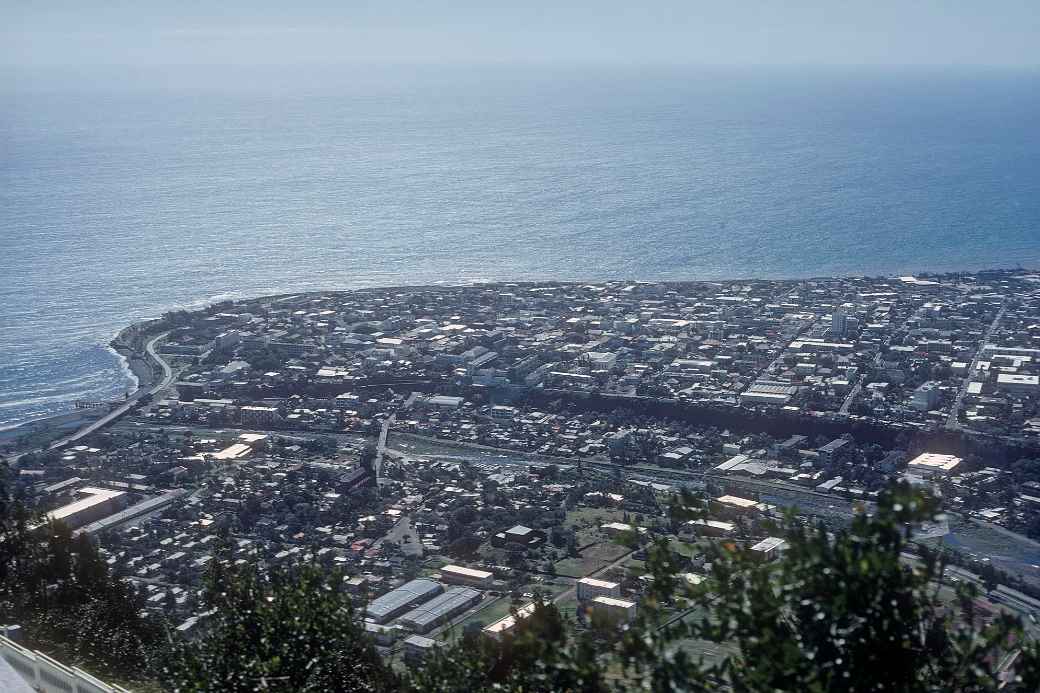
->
3 267 1038 446
0 409 103 441
0 320 164 449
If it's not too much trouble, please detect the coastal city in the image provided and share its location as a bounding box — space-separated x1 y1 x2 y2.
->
8 2 1040 688
4 270 1040 688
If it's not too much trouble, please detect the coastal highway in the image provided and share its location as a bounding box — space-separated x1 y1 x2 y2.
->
43 331 173 452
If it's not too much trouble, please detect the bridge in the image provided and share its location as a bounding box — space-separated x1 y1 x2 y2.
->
73 399 123 410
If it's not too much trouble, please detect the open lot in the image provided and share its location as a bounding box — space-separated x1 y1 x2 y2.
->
554 539 632 578
563 507 631 532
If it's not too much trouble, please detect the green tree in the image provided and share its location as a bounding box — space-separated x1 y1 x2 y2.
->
620 484 1040 692
412 484 1040 692
408 602 609 693
163 563 397 692
1 504 164 682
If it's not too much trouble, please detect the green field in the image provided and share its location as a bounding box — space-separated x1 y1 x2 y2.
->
448 596 513 638
563 507 630 531
553 540 632 578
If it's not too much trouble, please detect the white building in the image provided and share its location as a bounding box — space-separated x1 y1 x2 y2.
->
440 564 494 588
749 536 787 562
426 395 465 409
681 519 737 538
712 495 775 518
907 452 962 478
996 373 1039 395
482 603 537 640
576 577 621 602
44 487 126 530
589 596 638 624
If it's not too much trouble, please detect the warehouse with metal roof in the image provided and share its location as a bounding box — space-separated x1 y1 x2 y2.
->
397 587 482 633
366 578 443 624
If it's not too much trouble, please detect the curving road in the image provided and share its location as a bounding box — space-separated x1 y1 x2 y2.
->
43 331 173 451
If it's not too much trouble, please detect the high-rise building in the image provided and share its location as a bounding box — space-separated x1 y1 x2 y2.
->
831 307 848 337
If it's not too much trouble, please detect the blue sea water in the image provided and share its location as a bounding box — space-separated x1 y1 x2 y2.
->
2 65 1039 430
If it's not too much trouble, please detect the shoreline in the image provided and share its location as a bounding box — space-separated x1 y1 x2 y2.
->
3 267 1037 441
0 321 164 447
0 409 105 449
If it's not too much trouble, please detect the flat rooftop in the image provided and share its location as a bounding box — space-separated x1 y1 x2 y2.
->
47 487 125 522
441 564 493 580
482 603 537 635
750 537 787 552
591 596 637 609
715 495 758 508
578 577 619 589
907 452 962 473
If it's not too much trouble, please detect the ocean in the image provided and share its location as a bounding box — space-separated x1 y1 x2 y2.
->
2 65 1039 430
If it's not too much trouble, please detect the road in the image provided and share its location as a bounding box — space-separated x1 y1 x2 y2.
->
374 414 394 485
946 307 1004 429
45 332 174 451
551 548 637 606
145 331 176 395
838 375 865 415
5 332 173 466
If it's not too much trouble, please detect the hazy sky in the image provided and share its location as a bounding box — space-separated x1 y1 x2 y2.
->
3 1 1039 68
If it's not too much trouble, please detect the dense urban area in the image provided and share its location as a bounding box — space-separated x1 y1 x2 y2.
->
4 270 1040 690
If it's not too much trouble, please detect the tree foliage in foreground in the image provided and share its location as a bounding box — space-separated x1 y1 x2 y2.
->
162 564 398 692
1 471 163 681
162 483 1040 692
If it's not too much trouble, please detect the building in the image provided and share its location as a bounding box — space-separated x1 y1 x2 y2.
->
402 634 441 663
817 437 850 462
44 487 126 530
364 622 400 646
600 522 642 538
397 587 482 633
439 564 494 589
588 596 638 624
426 395 464 409
366 578 443 624
749 536 787 562
907 452 962 478
740 382 797 406
912 382 941 412
586 352 618 369
239 405 282 427
490 405 516 420
981 345 1040 360
76 489 189 537
211 443 253 461
576 577 621 602
711 495 774 519
491 525 546 549
788 339 854 353
482 603 537 640
42 477 84 496
996 373 1040 395
681 519 736 538
831 308 848 337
